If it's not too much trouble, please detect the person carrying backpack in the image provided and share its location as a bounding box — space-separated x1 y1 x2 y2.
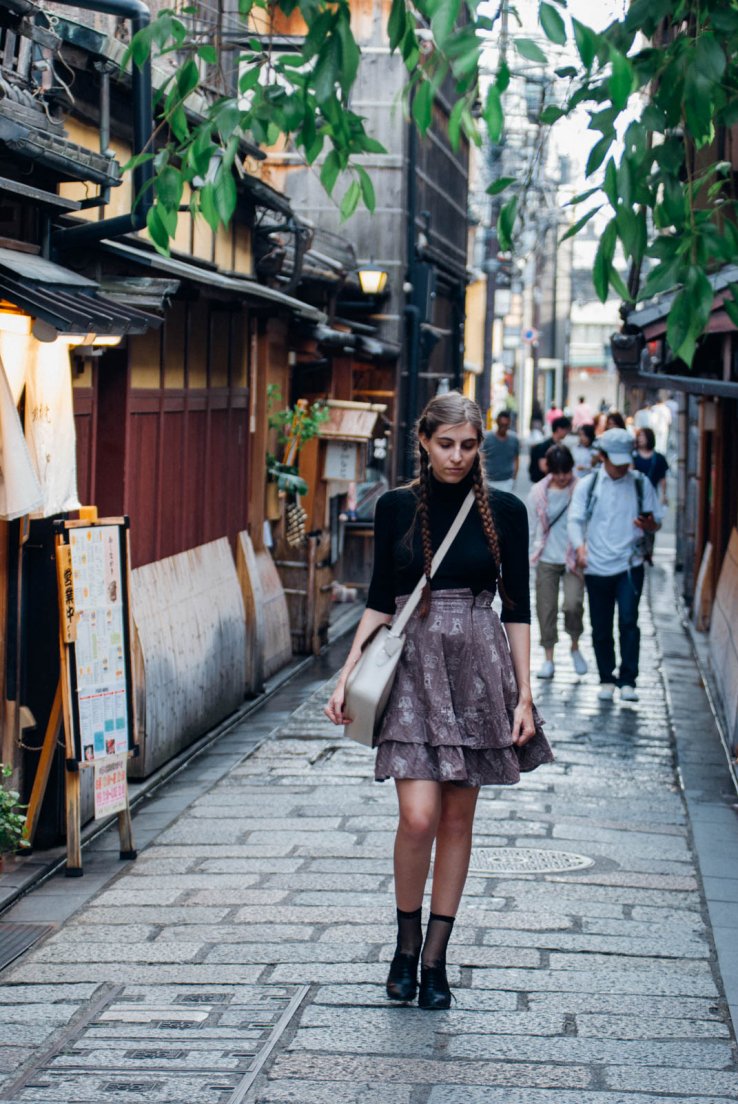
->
567 428 662 703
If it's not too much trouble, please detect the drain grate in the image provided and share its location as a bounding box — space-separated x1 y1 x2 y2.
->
0 983 309 1103
0 923 54 972
469 847 594 874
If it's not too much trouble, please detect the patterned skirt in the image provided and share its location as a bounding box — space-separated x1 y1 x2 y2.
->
374 589 554 787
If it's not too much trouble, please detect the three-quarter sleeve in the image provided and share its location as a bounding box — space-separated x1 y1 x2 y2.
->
365 492 397 614
497 496 531 623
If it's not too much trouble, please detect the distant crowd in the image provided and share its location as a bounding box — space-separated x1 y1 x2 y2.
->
480 395 673 705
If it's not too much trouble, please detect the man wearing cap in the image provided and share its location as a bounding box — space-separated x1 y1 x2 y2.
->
568 427 662 702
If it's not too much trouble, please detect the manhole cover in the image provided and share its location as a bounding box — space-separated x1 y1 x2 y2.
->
469 847 594 874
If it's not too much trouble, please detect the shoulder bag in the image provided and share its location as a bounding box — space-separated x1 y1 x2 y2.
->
343 489 476 746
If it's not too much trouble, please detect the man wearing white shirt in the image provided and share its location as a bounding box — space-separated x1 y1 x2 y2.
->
568 428 663 703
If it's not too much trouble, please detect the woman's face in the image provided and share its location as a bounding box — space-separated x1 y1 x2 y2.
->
550 470 573 489
420 421 480 483
636 430 648 451
578 428 591 446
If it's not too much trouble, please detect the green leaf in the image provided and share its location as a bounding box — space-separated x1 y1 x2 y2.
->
155 165 183 209
640 103 665 133
586 133 613 177
213 168 237 225
560 205 601 242
340 179 361 221
320 149 341 195
388 0 406 51
430 0 461 47
555 65 577 78
497 195 518 251
448 97 465 150
593 221 616 302
336 12 361 93
609 49 633 112
313 36 340 104
199 183 220 232
356 165 376 212
176 58 200 101
146 204 171 253
486 176 516 196
639 258 681 300
121 151 155 173
239 66 261 94
540 105 565 124
603 158 618 206
484 85 504 143
496 61 511 92
539 2 566 46
412 81 433 135
695 33 726 82
514 37 547 65
197 44 218 65
572 18 598 69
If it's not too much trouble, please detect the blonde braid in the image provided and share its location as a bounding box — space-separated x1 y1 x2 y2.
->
417 447 434 618
471 455 512 608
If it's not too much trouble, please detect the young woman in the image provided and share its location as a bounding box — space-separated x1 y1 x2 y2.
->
324 393 553 1010
572 423 596 476
527 445 587 680
633 426 669 506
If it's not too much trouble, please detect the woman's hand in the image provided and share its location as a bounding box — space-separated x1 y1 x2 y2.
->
324 678 352 726
511 698 536 747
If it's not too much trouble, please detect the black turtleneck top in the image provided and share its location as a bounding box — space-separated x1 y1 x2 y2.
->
366 472 531 623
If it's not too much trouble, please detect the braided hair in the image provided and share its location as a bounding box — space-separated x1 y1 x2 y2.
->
411 393 512 617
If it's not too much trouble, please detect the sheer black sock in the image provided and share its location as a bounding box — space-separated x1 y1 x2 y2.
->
421 912 455 967
396 906 423 957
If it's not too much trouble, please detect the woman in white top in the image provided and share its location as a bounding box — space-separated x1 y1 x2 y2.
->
527 444 588 679
572 423 596 476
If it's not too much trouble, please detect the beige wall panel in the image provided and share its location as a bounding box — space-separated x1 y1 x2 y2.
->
129 538 247 777
709 527 738 754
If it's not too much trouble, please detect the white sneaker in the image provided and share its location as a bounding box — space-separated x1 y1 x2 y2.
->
597 683 615 701
620 685 639 702
536 660 555 679
571 650 588 676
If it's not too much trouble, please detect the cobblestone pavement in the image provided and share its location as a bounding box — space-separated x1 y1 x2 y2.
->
1 552 738 1102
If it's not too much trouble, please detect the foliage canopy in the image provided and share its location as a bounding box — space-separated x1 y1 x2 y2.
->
127 0 738 365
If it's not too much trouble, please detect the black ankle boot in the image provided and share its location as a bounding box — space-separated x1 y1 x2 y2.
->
386 951 419 1002
418 963 451 1010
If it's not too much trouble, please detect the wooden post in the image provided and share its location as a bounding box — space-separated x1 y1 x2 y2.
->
22 682 62 847
117 795 136 861
65 765 82 876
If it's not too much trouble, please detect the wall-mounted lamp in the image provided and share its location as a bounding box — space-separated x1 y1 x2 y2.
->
357 267 388 296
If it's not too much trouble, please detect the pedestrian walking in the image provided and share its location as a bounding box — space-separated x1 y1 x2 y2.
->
324 392 553 1010
572 394 593 430
568 427 662 703
527 445 587 680
528 415 572 483
572 423 596 475
480 409 520 492
605 409 627 430
545 400 564 427
633 427 669 506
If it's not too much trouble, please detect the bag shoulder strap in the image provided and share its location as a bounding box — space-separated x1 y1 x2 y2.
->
633 470 645 512
583 468 600 525
390 489 476 638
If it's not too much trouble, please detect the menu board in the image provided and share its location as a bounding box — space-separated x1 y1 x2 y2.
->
61 522 135 763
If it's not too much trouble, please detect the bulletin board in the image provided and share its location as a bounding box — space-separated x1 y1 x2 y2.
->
54 517 136 765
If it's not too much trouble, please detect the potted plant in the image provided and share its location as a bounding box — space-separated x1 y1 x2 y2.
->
0 764 29 869
265 388 328 527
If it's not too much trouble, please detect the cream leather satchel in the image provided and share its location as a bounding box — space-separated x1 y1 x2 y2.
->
343 489 476 746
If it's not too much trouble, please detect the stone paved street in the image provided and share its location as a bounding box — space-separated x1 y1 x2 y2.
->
1 534 738 1102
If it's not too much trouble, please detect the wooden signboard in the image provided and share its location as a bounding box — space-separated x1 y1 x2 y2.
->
24 512 137 875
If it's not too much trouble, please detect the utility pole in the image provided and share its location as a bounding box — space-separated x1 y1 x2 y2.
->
479 1 509 424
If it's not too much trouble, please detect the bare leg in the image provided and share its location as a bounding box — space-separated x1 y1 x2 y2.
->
393 779 443 910
429 783 480 916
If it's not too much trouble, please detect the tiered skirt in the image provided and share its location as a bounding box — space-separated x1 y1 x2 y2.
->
374 589 554 787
